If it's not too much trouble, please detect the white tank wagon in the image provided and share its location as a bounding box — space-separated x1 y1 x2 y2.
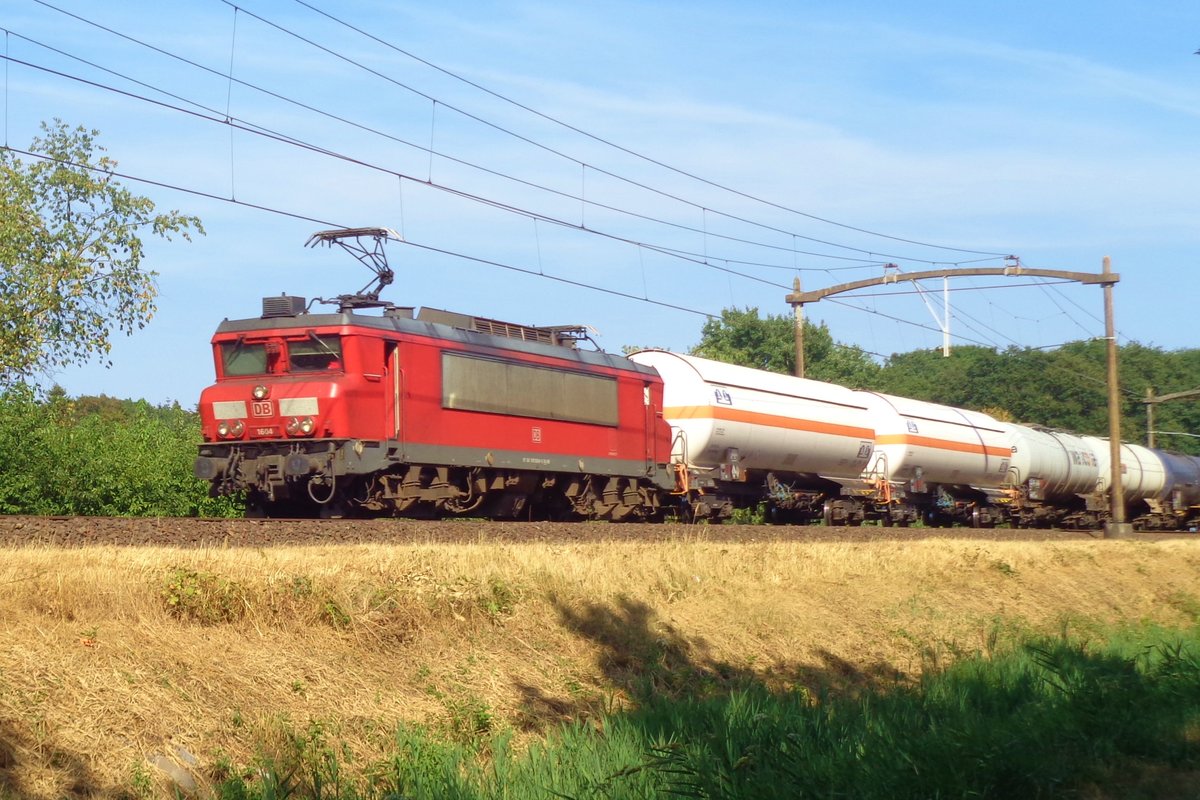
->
626 350 876 521
1082 436 1167 514
851 392 1015 527
1001 424 1102 528
624 350 1200 531
1079 436 1185 530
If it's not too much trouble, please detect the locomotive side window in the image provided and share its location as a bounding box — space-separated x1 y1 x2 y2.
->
442 352 618 426
221 341 269 376
289 335 342 372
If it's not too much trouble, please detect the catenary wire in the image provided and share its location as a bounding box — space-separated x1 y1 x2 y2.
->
214 0 1015 265
10 8 1097 357
4 54 1086 359
1 52 798 291
1 24 972 278
4 53 1097 365
289 0 1014 259
2 146 720 320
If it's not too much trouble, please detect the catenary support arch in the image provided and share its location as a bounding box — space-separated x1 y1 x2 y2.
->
784 259 1131 537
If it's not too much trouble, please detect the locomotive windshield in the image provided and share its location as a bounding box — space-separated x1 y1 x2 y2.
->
221 341 268 376
218 334 342 377
289 334 342 372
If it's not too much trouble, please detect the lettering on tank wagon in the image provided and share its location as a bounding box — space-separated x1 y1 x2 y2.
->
713 388 733 406
906 420 919 433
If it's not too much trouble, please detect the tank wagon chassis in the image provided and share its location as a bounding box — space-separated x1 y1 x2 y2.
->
666 466 1156 531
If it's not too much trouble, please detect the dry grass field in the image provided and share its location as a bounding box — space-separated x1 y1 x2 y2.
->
1 532 1198 797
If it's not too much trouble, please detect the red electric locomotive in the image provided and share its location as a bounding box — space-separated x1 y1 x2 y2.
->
194 229 675 519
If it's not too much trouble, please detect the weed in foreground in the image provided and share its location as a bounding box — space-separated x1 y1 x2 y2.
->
205 626 1200 799
161 567 247 625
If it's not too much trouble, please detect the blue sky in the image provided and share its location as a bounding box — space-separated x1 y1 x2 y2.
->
5 0 1200 405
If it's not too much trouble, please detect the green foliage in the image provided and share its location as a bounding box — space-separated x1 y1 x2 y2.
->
0 386 239 516
690 307 880 386
161 567 247 625
0 120 203 383
477 576 519 621
727 503 766 525
206 625 1200 799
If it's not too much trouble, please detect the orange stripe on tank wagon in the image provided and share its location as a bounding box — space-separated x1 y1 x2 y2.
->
662 405 874 440
875 433 1010 458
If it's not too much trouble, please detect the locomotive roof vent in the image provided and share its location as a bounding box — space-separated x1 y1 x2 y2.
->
262 294 307 318
418 307 590 348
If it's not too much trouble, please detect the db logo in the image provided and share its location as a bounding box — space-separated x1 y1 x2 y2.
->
252 400 274 417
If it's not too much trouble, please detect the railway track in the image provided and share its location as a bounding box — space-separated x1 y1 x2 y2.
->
1 515 1187 549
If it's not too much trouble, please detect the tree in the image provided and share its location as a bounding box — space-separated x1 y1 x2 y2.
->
0 120 203 384
690 306 880 387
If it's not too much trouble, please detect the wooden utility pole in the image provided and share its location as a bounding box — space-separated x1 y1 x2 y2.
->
792 276 805 378
1102 256 1132 538
1147 386 1156 448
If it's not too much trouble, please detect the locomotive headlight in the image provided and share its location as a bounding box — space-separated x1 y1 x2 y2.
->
217 420 245 439
253 385 270 400
299 416 315 435
286 417 300 435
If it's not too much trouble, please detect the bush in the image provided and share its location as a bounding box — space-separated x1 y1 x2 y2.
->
0 386 239 516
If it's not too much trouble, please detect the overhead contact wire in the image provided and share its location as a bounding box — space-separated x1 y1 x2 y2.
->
3 22 935 276
0 53 789 289
3 146 719 319
290 0 1013 259
218 0 1011 264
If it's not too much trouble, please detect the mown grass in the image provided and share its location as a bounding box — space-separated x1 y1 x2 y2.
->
4 539 1199 798
210 624 1200 800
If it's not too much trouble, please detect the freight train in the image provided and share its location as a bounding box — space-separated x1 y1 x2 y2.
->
194 230 1200 530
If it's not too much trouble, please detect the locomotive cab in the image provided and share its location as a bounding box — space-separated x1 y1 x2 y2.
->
195 296 401 515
